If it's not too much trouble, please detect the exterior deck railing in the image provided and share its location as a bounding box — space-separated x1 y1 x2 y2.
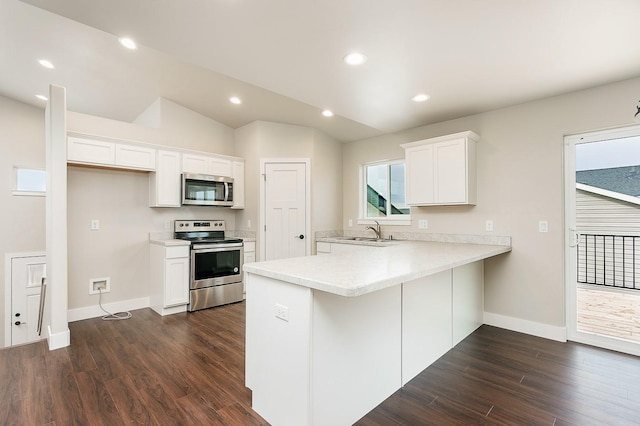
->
577 234 640 289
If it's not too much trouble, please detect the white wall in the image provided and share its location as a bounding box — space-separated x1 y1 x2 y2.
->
343 76 640 332
0 95 46 345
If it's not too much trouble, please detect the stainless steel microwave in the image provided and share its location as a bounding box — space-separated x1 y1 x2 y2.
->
181 173 234 206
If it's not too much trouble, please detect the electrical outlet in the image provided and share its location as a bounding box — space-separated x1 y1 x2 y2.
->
418 219 428 229
539 220 549 233
89 277 110 295
247 219 252 228
485 220 494 232
164 220 171 230
348 219 353 227
275 303 289 321
91 219 100 230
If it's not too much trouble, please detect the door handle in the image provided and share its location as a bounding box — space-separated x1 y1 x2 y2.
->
15 321 25 326
295 234 305 240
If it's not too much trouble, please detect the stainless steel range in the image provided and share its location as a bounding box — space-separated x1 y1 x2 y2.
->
174 220 244 311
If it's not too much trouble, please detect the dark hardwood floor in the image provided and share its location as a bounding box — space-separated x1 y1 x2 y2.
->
2 302 640 425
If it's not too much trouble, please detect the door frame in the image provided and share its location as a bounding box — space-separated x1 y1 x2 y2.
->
564 124 640 356
259 158 311 262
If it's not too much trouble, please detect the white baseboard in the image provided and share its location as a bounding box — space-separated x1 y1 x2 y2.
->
67 297 150 322
47 325 70 350
483 311 567 342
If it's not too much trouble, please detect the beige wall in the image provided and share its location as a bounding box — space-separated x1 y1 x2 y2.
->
234 121 343 258
343 76 640 328
0 95 46 345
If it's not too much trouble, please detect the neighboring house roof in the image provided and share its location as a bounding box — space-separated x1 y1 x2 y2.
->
576 166 640 197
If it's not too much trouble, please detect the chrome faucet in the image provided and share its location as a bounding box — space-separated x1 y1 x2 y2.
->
365 220 381 239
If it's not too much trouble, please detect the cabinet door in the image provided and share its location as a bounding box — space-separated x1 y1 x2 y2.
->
434 138 466 203
405 144 434 205
209 157 232 177
115 144 156 170
164 257 189 308
182 153 210 174
67 137 115 165
150 150 181 207
231 161 245 209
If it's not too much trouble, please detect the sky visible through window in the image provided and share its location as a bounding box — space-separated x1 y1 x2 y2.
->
576 136 640 171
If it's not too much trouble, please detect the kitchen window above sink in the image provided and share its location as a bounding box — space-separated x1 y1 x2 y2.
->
359 159 410 225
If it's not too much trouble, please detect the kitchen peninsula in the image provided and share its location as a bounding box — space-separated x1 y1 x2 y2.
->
244 236 511 426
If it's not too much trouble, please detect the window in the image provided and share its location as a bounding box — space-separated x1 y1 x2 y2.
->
13 167 46 196
361 160 410 223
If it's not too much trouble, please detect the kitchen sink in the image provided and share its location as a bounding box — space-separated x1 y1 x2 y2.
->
333 236 387 242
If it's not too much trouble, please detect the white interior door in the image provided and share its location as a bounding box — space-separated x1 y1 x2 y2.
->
264 161 308 261
565 125 640 356
8 253 47 346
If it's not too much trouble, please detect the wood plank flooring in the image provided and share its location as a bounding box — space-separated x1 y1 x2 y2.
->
2 302 640 425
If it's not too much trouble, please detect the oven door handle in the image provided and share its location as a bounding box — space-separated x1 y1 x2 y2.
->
193 243 243 251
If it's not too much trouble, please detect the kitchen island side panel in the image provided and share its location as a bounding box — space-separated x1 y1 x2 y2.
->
245 273 313 426
401 270 453 386
311 285 402 426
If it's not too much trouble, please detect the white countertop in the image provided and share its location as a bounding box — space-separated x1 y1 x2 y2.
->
149 238 191 247
244 240 511 297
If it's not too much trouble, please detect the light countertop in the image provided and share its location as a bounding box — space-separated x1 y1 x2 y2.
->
244 240 511 297
149 238 191 247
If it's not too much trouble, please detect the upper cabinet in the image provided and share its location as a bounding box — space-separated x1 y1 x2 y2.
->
182 153 232 177
231 160 245 209
401 131 479 206
68 136 156 171
149 150 182 207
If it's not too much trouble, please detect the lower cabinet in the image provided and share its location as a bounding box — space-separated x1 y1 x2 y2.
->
316 241 382 254
150 242 190 315
243 241 256 296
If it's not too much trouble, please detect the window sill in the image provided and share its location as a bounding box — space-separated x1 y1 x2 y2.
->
357 218 411 226
12 190 45 197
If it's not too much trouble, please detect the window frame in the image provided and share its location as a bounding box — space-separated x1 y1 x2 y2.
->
358 159 411 226
12 167 46 197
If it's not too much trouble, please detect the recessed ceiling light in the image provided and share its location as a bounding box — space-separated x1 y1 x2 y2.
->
38 59 54 69
35 94 48 101
322 109 334 117
229 96 242 105
411 94 431 102
343 52 367 66
118 37 137 50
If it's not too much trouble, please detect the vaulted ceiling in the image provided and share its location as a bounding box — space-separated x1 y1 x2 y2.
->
3 0 640 141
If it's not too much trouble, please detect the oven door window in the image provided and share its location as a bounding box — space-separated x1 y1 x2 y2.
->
184 179 226 202
194 249 241 280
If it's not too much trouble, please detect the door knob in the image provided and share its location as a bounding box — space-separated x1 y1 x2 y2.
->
297 234 305 240
15 321 25 326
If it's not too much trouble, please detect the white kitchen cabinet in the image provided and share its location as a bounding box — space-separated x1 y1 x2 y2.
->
114 144 156 170
316 241 383 255
401 131 479 206
243 241 256 297
149 150 182 207
150 242 190 316
231 160 245 209
182 153 232 177
68 136 115 165
67 136 156 171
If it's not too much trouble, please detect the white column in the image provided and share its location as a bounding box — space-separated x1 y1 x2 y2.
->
45 84 70 350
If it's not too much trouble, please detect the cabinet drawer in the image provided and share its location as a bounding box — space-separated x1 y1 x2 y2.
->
166 246 189 259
